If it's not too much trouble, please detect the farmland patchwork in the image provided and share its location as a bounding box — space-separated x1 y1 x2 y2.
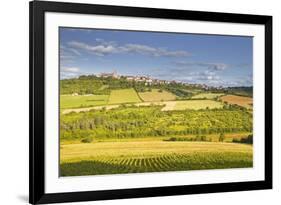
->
59 27 253 176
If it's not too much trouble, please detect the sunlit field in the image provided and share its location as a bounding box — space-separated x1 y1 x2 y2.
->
108 88 142 104
60 140 253 176
174 100 223 110
138 89 176 102
191 93 225 99
60 94 109 109
59 27 254 177
220 95 253 108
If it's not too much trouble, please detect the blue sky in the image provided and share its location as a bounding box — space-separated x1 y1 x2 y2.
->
60 27 253 87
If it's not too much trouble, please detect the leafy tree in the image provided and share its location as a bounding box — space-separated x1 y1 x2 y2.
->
219 133 225 142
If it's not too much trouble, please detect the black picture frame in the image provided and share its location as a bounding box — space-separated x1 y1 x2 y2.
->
29 1 272 204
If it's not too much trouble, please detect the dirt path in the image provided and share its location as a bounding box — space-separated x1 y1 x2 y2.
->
161 101 177 111
62 101 176 114
62 105 119 114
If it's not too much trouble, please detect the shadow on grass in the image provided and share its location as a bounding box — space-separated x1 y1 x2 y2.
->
60 153 253 177
60 160 132 177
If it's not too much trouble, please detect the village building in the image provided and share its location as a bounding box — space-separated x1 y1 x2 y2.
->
99 70 119 78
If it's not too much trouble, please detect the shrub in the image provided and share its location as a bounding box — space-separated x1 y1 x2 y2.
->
240 134 253 144
195 135 207 141
247 134 253 144
169 137 177 141
232 138 240 143
195 135 201 141
232 134 253 144
201 135 207 141
165 136 207 142
219 133 225 142
81 136 93 143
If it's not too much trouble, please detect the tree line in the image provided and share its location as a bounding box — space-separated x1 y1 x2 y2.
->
60 106 253 141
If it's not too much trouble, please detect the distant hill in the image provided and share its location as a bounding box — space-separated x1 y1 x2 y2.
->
225 86 253 97
60 75 253 98
60 75 204 98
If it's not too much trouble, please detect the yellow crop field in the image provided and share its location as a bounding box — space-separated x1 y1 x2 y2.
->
138 89 176 102
192 93 225 99
174 100 223 110
60 140 253 176
108 88 142 104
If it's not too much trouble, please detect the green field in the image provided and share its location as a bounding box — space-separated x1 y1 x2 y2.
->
60 140 253 176
60 95 109 109
108 88 142 104
60 88 142 109
138 89 176 102
191 93 225 99
174 100 223 110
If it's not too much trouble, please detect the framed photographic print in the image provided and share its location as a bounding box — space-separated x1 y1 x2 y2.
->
29 0 272 204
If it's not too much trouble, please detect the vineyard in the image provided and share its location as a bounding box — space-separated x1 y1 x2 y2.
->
60 106 252 141
60 141 253 176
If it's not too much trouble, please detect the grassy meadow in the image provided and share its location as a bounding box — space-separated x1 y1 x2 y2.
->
191 93 225 99
108 88 141 104
60 94 109 109
174 100 223 110
138 89 176 102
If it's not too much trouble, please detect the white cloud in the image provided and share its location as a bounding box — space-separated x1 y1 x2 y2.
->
156 61 228 85
67 40 191 57
180 70 220 82
68 41 117 56
95 38 117 46
68 48 81 56
174 61 227 71
61 67 80 73
120 44 190 57
60 44 82 66
60 72 78 79
61 67 81 79
209 63 227 71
